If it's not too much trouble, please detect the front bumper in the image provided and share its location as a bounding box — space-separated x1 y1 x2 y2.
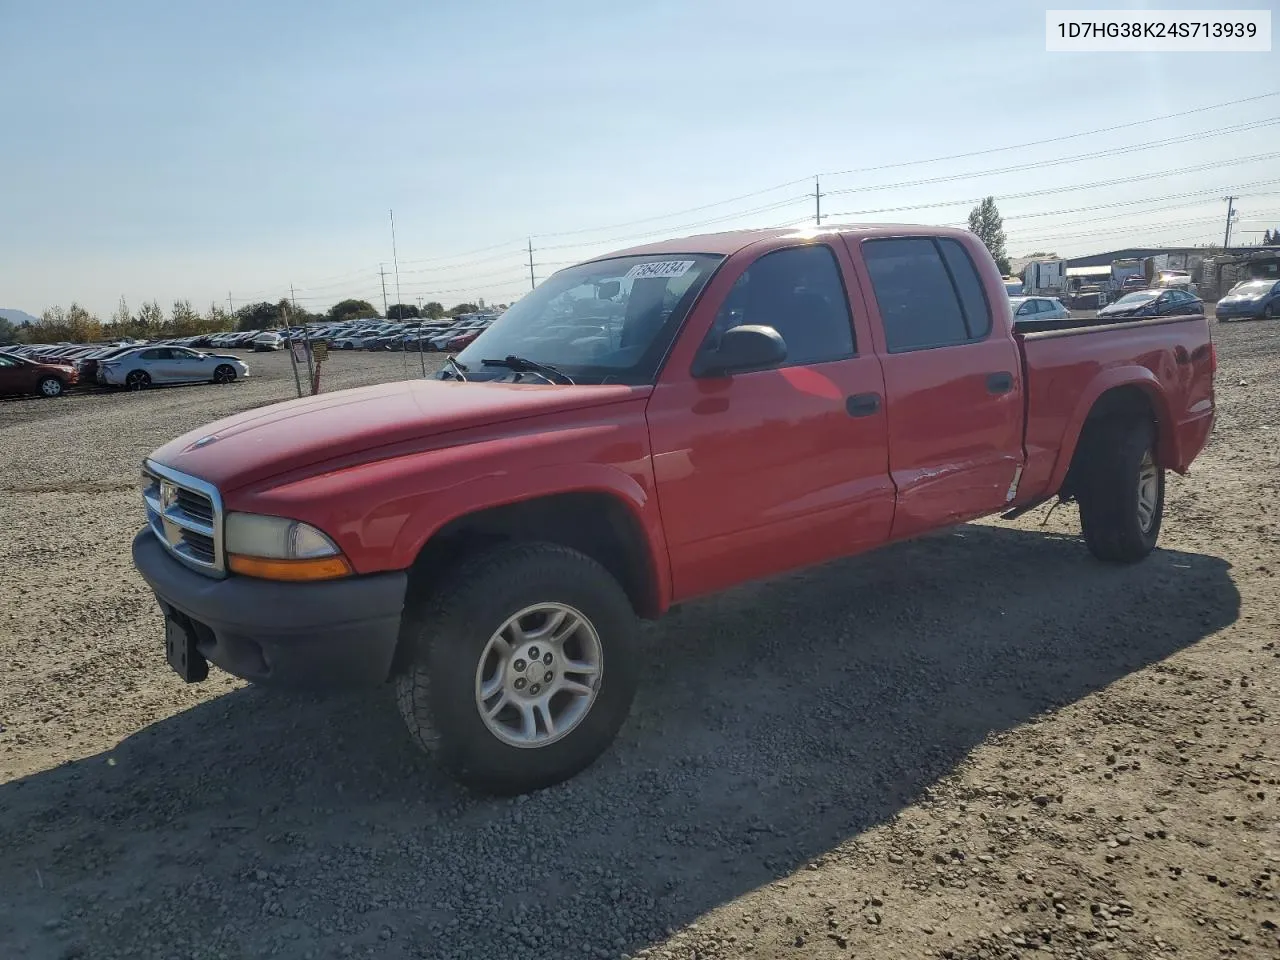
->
132 528 407 688
1215 304 1264 320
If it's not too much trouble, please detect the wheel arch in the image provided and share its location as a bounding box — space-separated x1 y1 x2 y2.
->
1052 369 1175 499
392 489 668 675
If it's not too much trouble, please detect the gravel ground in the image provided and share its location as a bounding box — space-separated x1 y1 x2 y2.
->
1 327 1277 960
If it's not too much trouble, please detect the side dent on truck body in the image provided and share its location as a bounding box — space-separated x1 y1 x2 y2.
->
226 399 674 614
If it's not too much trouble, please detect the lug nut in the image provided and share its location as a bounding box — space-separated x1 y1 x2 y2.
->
528 646 540 659
543 652 553 665
530 683 541 695
513 658 527 672
514 677 526 690
543 671 553 683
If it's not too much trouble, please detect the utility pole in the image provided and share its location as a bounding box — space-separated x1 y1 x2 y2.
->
292 284 315 395
814 175 822 226
283 293 303 398
1223 196 1238 249
390 209 403 318
527 238 536 291
378 264 390 317
227 292 234 316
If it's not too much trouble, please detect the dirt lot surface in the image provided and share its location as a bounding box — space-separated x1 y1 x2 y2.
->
2 329 1277 960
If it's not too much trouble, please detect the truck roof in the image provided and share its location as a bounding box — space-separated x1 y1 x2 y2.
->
594 223 977 261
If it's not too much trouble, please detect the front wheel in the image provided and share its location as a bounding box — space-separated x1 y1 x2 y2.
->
1076 419 1164 563
395 542 639 795
37 376 65 398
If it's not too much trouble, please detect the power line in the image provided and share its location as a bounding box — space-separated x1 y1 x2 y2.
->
820 89 1280 177
822 118 1280 197
823 153 1280 219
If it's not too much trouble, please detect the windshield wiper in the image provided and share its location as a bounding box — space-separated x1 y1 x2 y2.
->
481 355 575 385
441 356 468 381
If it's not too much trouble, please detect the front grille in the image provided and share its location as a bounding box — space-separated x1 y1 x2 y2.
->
176 489 214 524
142 461 225 577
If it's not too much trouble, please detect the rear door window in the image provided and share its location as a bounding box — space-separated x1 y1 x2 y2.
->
862 237 990 352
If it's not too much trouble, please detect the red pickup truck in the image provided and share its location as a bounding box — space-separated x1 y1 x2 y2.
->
132 224 1216 795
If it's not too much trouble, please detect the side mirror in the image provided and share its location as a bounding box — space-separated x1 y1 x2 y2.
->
692 324 787 378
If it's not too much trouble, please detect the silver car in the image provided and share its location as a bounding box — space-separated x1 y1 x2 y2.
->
1010 296 1071 327
98 346 250 390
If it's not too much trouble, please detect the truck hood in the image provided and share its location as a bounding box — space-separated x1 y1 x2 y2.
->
148 379 649 492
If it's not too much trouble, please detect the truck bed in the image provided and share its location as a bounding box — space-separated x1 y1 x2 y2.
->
1014 313 1215 505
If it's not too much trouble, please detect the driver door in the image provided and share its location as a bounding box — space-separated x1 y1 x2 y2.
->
646 241 894 601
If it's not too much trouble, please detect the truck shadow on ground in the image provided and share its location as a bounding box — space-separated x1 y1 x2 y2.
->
1 523 1240 960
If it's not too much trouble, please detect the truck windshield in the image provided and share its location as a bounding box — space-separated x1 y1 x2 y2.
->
447 254 724 385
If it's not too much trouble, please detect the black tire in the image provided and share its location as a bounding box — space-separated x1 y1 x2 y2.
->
125 370 151 391
37 376 65 398
1076 418 1164 563
213 364 236 384
1267 303 1277 320
395 541 639 795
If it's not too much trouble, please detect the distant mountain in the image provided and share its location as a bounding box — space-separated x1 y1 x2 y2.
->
0 308 39 327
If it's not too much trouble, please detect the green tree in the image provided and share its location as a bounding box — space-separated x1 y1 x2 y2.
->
0 317 17 345
111 296 132 329
423 301 445 320
967 196 1011 275
387 303 420 319
448 302 479 317
327 299 379 322
205 303 233 331
235 301 283 331
1265 228 1275 245
170 299 201 335
136 300 165 333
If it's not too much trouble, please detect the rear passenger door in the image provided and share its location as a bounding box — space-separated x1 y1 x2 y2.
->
848 234 1025 539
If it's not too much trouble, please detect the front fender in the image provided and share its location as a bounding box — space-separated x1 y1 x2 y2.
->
1046 365 1177 495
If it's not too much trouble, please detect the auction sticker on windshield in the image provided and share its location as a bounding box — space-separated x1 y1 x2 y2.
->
625 260 696 280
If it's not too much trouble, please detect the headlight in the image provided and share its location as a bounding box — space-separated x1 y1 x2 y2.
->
224 512 352 581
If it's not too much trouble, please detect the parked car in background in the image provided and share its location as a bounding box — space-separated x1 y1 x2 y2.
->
252 332 285 352
1097 288 1204 321
1009 296 1071 328
0 352 79 397
74 344 140 384
99 346 250 390
1214 278 1280 321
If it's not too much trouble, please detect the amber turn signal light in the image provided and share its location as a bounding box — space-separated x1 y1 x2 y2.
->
227 553 353 582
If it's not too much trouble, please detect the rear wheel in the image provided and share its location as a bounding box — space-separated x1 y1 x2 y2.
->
125 370 151 391
37 376 65 398
1076 418 1164 563
395 541 639 795
213 364 236 384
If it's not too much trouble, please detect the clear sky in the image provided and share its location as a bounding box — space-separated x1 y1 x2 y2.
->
1 0 1277 318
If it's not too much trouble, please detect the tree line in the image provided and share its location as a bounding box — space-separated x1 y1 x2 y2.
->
0 298 493 346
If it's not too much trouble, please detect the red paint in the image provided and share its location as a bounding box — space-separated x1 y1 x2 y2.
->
146 224 1216 613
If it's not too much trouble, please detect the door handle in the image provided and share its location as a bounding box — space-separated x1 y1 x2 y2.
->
986 372 1014 394
845 393 881 417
